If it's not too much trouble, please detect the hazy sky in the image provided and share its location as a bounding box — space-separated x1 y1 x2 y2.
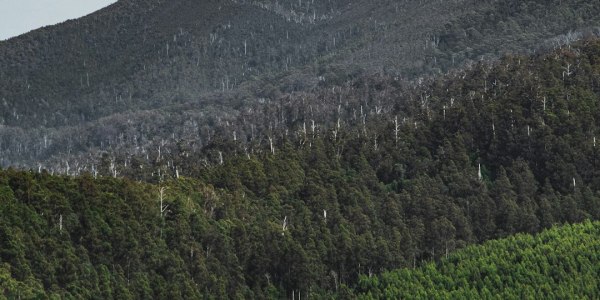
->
0 0 117 41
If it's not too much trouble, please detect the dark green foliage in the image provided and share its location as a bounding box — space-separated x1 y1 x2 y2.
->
1 116 600 298
352 220 600 299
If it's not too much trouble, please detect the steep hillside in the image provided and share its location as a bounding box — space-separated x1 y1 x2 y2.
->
0 0 310 128
1 40 600 298
2 0 600 168
352 220 600 299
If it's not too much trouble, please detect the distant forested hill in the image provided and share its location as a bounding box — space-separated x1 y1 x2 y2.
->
2 0 600 168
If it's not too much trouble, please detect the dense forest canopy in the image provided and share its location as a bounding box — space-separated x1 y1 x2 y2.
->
2 0 600 298
2 38 600 298
353 220 600 299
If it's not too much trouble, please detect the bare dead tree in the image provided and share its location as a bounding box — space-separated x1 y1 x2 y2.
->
281 216 288 236
159 187 169 218
394 116 400 145
268 136 275 154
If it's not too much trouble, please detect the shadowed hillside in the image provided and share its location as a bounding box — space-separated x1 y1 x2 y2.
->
2 0 600 169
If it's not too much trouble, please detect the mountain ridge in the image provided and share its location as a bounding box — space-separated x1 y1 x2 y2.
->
3 0 600 132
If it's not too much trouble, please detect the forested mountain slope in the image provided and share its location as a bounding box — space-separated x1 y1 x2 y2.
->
352 220 600 299
3 1 600 298
0 163 598 298
2 0 600 168
2 40 600 298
